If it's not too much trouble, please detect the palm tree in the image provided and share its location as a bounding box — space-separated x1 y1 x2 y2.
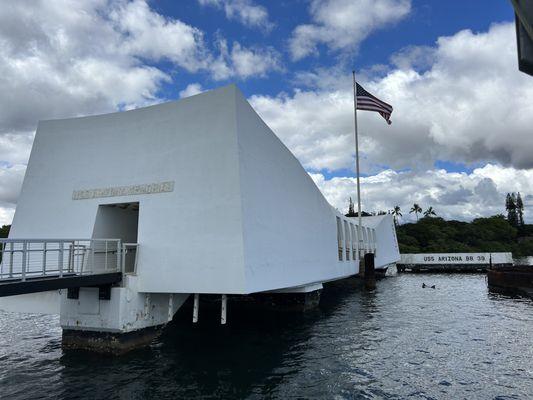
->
423 206 436 218
345 197 356 217
391 205 402 226
410 203 422 221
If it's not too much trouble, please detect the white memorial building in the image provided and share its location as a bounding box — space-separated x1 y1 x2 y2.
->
2 85 399 352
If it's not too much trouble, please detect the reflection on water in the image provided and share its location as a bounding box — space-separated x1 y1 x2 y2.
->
0 274 532 399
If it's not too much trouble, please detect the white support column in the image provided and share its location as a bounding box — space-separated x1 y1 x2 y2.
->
144 293 151 315
21 241 27 281
193 293 199 323
167 293 174 322
221 294 227 325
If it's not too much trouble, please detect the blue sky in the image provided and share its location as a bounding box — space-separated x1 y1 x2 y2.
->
153 0 514 98
0 0 531 224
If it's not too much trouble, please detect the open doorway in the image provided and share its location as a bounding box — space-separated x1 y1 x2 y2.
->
92 202 139 242
92 202 139 273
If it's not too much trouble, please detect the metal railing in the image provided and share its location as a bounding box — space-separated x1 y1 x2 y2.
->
0 239 137 281
122 243 139 274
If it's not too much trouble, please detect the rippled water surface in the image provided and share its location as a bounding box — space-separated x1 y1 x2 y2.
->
1 274 532 399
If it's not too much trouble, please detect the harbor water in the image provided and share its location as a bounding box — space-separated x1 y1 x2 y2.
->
0 273 532 399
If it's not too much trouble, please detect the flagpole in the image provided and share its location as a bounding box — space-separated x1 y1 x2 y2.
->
352 71 363 255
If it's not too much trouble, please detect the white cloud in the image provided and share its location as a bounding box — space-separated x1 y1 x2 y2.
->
109 0 210 72
0 203 15 227
212 39 283 80
289 0 411 60
0 0 281 138
198 0 273 31
310 164 533 223
230 42 283 78
0 0 285 224
0 0 203 137
0 164 25 205
179 83 205 98
252 23 533 173
250 89 355 171
0 133 34 166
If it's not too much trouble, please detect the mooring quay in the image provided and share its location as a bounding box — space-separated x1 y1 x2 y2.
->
397 252 513 272
0 86 400 354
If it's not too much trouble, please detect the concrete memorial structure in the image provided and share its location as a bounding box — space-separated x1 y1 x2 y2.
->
1 85 399 352
352 215 399 277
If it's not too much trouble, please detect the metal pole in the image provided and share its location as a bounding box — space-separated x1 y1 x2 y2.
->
352 71 363 255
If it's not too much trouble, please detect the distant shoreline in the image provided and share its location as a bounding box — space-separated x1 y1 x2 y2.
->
396 216 533 258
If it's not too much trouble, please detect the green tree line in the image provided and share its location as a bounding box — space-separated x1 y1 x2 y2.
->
397 216 533 257
0 225 9 238
347 194 532 257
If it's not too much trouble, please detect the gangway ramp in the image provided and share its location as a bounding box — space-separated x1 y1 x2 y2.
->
0 239 137 297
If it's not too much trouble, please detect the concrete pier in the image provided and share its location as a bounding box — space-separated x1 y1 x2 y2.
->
363 253 376 290
356 253 376 289
59 275 190 353
190 290 323 315
256 290 322 312
62 325 164 354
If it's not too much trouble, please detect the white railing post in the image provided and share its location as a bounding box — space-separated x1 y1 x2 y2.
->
0 242 4 279
42 242 47 276
118 240 123 273
67 242 73 274
21 241 27 281
90 240 95 275
79 242 85 275
59 241 65 277
9 242 14 278
105 241 108 271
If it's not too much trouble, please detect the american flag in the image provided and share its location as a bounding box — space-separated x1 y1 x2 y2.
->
356 83 393 125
